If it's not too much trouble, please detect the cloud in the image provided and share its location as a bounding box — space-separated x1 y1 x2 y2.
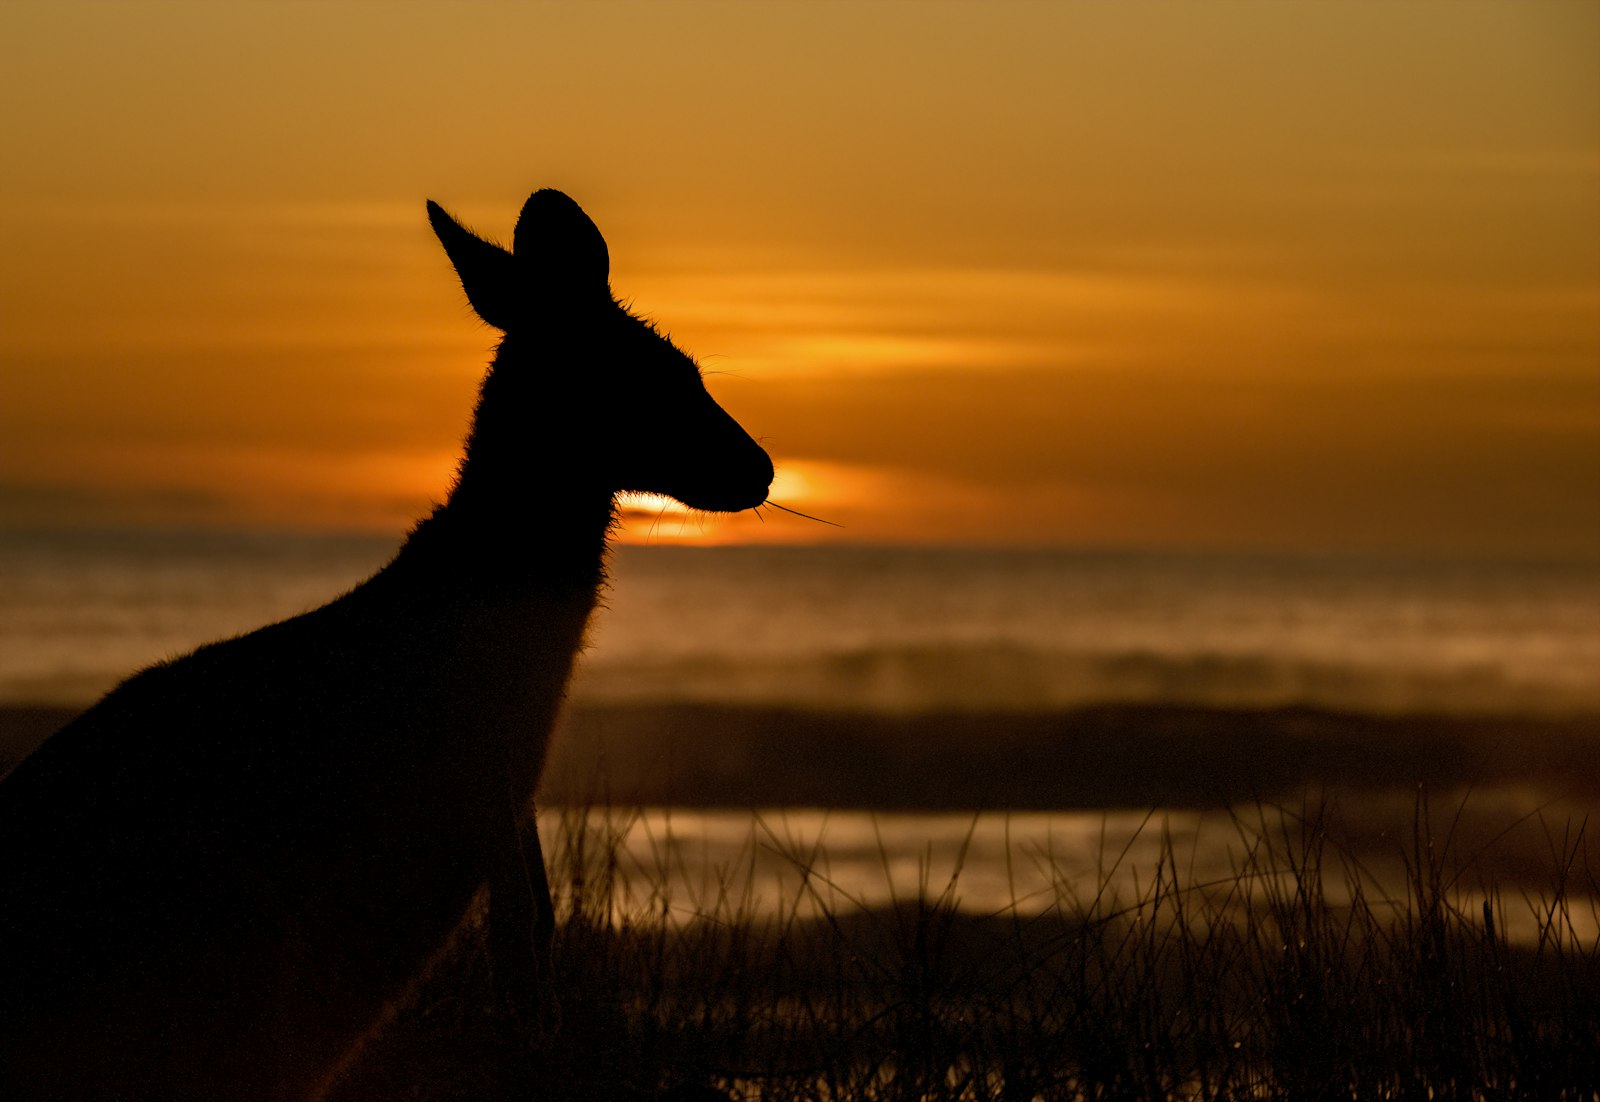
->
720 359 1600 555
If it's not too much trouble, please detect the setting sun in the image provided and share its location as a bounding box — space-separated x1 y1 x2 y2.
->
1 2 1595 556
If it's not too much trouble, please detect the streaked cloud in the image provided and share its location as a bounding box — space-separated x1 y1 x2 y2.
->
1 1 1594 555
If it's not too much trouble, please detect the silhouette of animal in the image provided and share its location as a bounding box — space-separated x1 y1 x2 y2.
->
0 189 773 1100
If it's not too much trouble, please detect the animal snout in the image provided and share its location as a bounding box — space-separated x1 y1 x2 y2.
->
672 443 772 513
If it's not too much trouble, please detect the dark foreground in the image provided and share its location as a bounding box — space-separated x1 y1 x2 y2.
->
333 797 1598 1101
4 707 1597 1098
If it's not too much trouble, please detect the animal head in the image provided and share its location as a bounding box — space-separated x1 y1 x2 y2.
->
428 189 773 513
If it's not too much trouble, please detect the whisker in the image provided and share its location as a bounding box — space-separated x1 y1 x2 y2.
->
648 502 671 543
765 501 845 528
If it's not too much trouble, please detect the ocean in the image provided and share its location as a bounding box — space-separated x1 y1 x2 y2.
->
6 529 1597 718
3 528 1597 937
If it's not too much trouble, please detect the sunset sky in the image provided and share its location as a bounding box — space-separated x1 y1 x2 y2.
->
2 2 1596 554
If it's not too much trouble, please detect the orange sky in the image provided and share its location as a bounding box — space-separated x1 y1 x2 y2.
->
2 2 1596 554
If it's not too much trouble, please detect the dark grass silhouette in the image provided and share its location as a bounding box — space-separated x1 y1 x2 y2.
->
337 796 1600 1101
0 189 772 1100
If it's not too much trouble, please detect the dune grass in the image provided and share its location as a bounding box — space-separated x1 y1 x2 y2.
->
336 795 1599 1101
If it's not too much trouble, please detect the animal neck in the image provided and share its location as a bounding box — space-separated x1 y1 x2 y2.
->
391 340 618 595
395 495 615 599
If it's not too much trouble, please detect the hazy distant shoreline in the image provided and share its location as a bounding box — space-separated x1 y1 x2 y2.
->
7 701 1596 811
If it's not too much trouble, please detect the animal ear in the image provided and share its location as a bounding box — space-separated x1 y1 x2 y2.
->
427 200 520 330
511 189 610 295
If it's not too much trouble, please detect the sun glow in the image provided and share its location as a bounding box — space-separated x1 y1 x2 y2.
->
1 3 1595 554
612 460 872 545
